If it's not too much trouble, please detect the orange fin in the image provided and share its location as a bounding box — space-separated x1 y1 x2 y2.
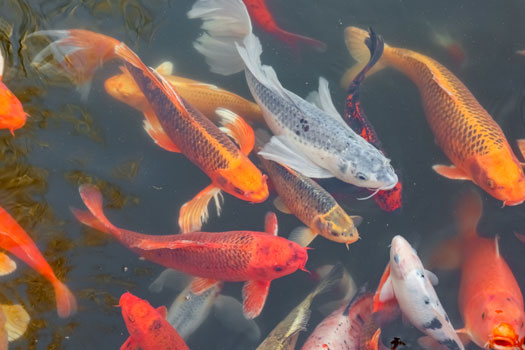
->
130 239 221 251
120 337 136 350
156 306 168 318
517 139 525 161
242 280 271 319
264 212 278 236
432 164 470 180
78 184 121 237
142 109 180 153
178 184 223 233
0 252 16 276
70 207 112 234
215 108 254 155
53 281 77 318
514 231 525 243
455 328 471 345
190 277 220 295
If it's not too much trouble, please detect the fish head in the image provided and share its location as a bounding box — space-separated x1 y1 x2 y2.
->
473 295 525 349
314 207 360 246
338 151 398 190
470 152 525 205
389 235 421 280
104 69 150 111
215 161 269 203
251 239 308 279
0 83 26 133
119 292 154 335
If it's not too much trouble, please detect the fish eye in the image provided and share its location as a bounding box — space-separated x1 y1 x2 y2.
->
357 172 368 181
394 254 400 264
487 178 495 189
232 186 244 195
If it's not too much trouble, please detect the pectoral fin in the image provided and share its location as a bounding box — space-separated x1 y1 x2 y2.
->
432 164 470 180
273 196 292 214
178 184 223 233
142 109 181 153
264 212 278 236
156 306 168 318
425 269 439 286
154 61 174 76
0 253 16 276
190 278 221 295
378 275 394 302
288 226 317 247
216 108 254 155
242 280 271 319
1 304 29 342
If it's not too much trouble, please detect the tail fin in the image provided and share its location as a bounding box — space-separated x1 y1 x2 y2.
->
1 304 30 341
455 189 482 240
29 29 120 100
187 0 252 75
53 280 77 318
70 207 113 234
341 27 387 89
273 28 327 53
77 184 122 238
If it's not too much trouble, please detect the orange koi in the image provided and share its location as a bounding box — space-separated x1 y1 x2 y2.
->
104 62 264 125
343 27 525 206
120 292 189 350
31 29 269 232
0 51 27 135
0 206 76 318
72 184 308 318
432 190 525 349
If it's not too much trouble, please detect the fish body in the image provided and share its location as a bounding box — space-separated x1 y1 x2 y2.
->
104 63 264 125
120 292 189 350
0 51 26 134
344 27 525 205
343 29 402 212
30 29 268 233
240 0 326 53
0 206 76 318
257 264 343 350
301 290 373 350
73 184 307 318
258 154 360 247
377 235 464 350
455 191 525 349
188 0 398 190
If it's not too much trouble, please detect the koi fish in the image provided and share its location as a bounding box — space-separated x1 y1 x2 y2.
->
376 235 464 350
188 0 398 191
312 264 356 316
0 206 76 318
256 129 361 248
0 50 27 135
342 29 402 212
30 29 269 233
119 292 189 350
72 184 308 318
104 61 264 125
432 190 525 349
239 0 326 54
150 270 260 341
257 264 343 350
343 26 525 206
301 288 372 350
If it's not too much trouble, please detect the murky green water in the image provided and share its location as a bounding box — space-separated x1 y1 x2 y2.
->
1 0 525 349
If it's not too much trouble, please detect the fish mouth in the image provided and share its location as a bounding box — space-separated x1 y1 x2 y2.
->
487 337 520 349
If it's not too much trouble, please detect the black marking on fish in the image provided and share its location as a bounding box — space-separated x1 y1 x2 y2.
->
423 317 442 330
423 296 430 305
438 338 461 350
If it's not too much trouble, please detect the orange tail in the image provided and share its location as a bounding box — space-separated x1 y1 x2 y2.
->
77 184 121 238
53 280 77 318
455 189 483 240
274 29 327 53
30 29 120 99
70 207 113 234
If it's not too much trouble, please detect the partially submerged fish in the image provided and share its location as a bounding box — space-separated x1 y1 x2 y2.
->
0 49 27 135
257 264 343 350
342 28 402 212
256 129 361 248
0 304 31 350
377 235 464 350
343 26 525 206
104 62 264 125
73 184 308 318
120 292 189 350
0 206 76 318
30 29 269 232
188 0 398 191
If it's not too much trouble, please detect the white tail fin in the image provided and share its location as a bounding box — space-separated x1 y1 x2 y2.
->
187 0 252 75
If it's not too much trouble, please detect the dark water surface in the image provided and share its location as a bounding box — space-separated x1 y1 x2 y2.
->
1 0 525 349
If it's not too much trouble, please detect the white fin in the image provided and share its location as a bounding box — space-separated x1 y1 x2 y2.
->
0 49 4 77
214 295 261 341
77 80 92 101
1 304 30 341
273 197 292 214
378 275 395 302
350 215 363 227
155 61 174 75
425 269 439 286
495 235 500 258
289 226 317 247
258 136 333 178
307 77 345 124
187 0 252 75
149 269 191 293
